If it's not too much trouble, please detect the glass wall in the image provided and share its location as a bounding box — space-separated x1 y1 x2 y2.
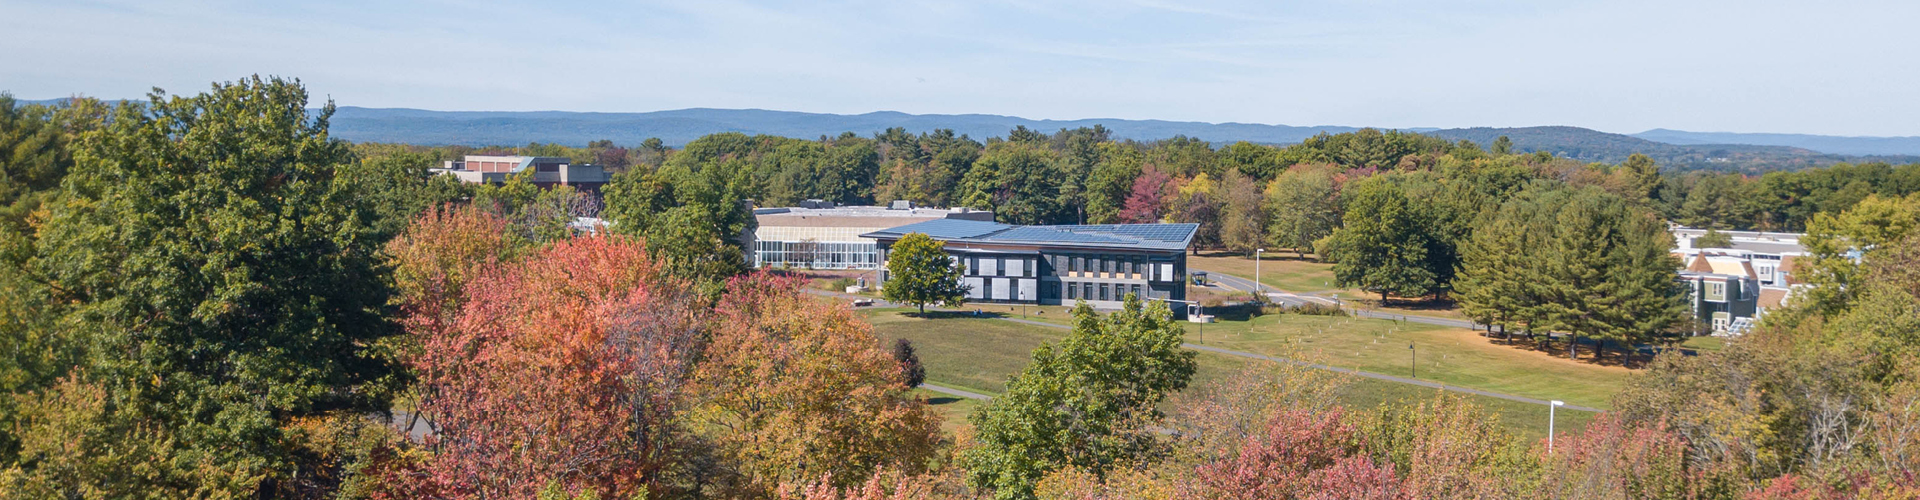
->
754 240 879 269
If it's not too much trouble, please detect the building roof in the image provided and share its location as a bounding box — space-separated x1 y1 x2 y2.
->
1758 287 1791 309
1687 253 1715 273
861 219 1199 251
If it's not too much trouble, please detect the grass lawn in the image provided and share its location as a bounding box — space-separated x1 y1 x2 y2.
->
866 308 1599 441
1187 253 1340 293
1681 335 1728 352
913 388 982 435
1186 253 1472 322
1182 313 1628 409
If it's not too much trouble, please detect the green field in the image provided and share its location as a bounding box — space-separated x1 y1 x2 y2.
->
867 308 1598 442
1185 254 1471 321
1180 313 1628 409
1187 253 1340 293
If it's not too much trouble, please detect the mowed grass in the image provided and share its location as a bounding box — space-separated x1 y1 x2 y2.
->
866 308 1598 441
1187 253 1339 293
1186 253 1470 321
1183 313 1628 409
912 388 983 435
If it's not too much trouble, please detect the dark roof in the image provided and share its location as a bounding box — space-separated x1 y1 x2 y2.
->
861 219 1197 251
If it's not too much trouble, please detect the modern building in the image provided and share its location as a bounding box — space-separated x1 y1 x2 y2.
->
434 155 611 191
1670 226 1811 335
748 200 995 270
861 219 1199 312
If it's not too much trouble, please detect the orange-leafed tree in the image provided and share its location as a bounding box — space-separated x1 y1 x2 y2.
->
690 273 943 497
385 204 513 340
402 234 702 499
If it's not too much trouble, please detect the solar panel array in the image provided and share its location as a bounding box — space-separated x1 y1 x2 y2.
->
863 220 1198 250
985 226 1128 244
1051 223 1200 243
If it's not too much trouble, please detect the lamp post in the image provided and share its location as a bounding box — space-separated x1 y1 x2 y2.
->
1254 248 1265 300
1408 342 1417 379
1549 400 1566 454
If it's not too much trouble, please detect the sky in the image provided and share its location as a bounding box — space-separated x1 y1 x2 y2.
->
3 0 1918 137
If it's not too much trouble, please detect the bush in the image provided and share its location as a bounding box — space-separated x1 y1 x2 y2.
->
1265 302 1348 317
826 277 857 291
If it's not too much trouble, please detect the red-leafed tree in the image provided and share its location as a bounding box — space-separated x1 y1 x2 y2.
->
1118 168 1175 223
689 273 943 498
1198 406 1405 500
1541 415 1693 500
401 234 702 499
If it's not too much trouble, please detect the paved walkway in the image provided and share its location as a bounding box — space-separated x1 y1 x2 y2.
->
921 383 993 400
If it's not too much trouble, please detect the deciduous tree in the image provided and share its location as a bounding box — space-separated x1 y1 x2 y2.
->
690 273 942 497
408 235 701 498
1264 164 1341 258
882 233 967 314
964 296 1198 500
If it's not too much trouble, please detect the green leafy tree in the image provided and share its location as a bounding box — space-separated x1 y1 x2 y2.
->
602 157 754 296
338 150 472 239
1798 193 1920 314
1263 164 1341 258
1694 229 1734 248
1324 179 1440 304
1217 169 1268 255
1083 143 1143 224
3 76 400 496
958 142 1069 224
881 233 966 313
963 296 1197 500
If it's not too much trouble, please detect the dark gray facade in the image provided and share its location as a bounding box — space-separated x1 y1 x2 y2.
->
863 220 1197 313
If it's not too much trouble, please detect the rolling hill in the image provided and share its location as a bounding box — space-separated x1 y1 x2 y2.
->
17 98 1918 171
1632 129 1920 157
320 106 1367 149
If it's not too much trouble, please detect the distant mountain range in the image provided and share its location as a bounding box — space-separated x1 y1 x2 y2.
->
19 99 1920 171
1629 129 1920 157
318 106 1371 150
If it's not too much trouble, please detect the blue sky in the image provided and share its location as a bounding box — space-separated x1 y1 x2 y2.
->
4 0 1917 136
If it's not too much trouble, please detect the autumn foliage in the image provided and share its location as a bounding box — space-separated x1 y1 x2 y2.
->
399 233 701 498
1198 406 1403 500
690 273 943 497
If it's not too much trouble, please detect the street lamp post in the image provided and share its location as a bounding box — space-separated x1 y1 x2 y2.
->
1549 400 1567 454
1408 342 1417 379
1255 248 1265 301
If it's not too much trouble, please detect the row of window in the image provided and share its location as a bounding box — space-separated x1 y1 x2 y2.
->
1063 281 1149 302
958 253 1178 281
755 240 880 269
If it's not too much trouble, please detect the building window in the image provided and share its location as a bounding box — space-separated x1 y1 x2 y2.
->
1709 281 1726 299
1130 284 1142 299
1066 282 1077 300
1099 283 1110 301
1083 282 1094 300
1073 256 1083 273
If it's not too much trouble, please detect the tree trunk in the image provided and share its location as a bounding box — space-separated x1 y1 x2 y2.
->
1569 335 1579 359
1381 291 1389 306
